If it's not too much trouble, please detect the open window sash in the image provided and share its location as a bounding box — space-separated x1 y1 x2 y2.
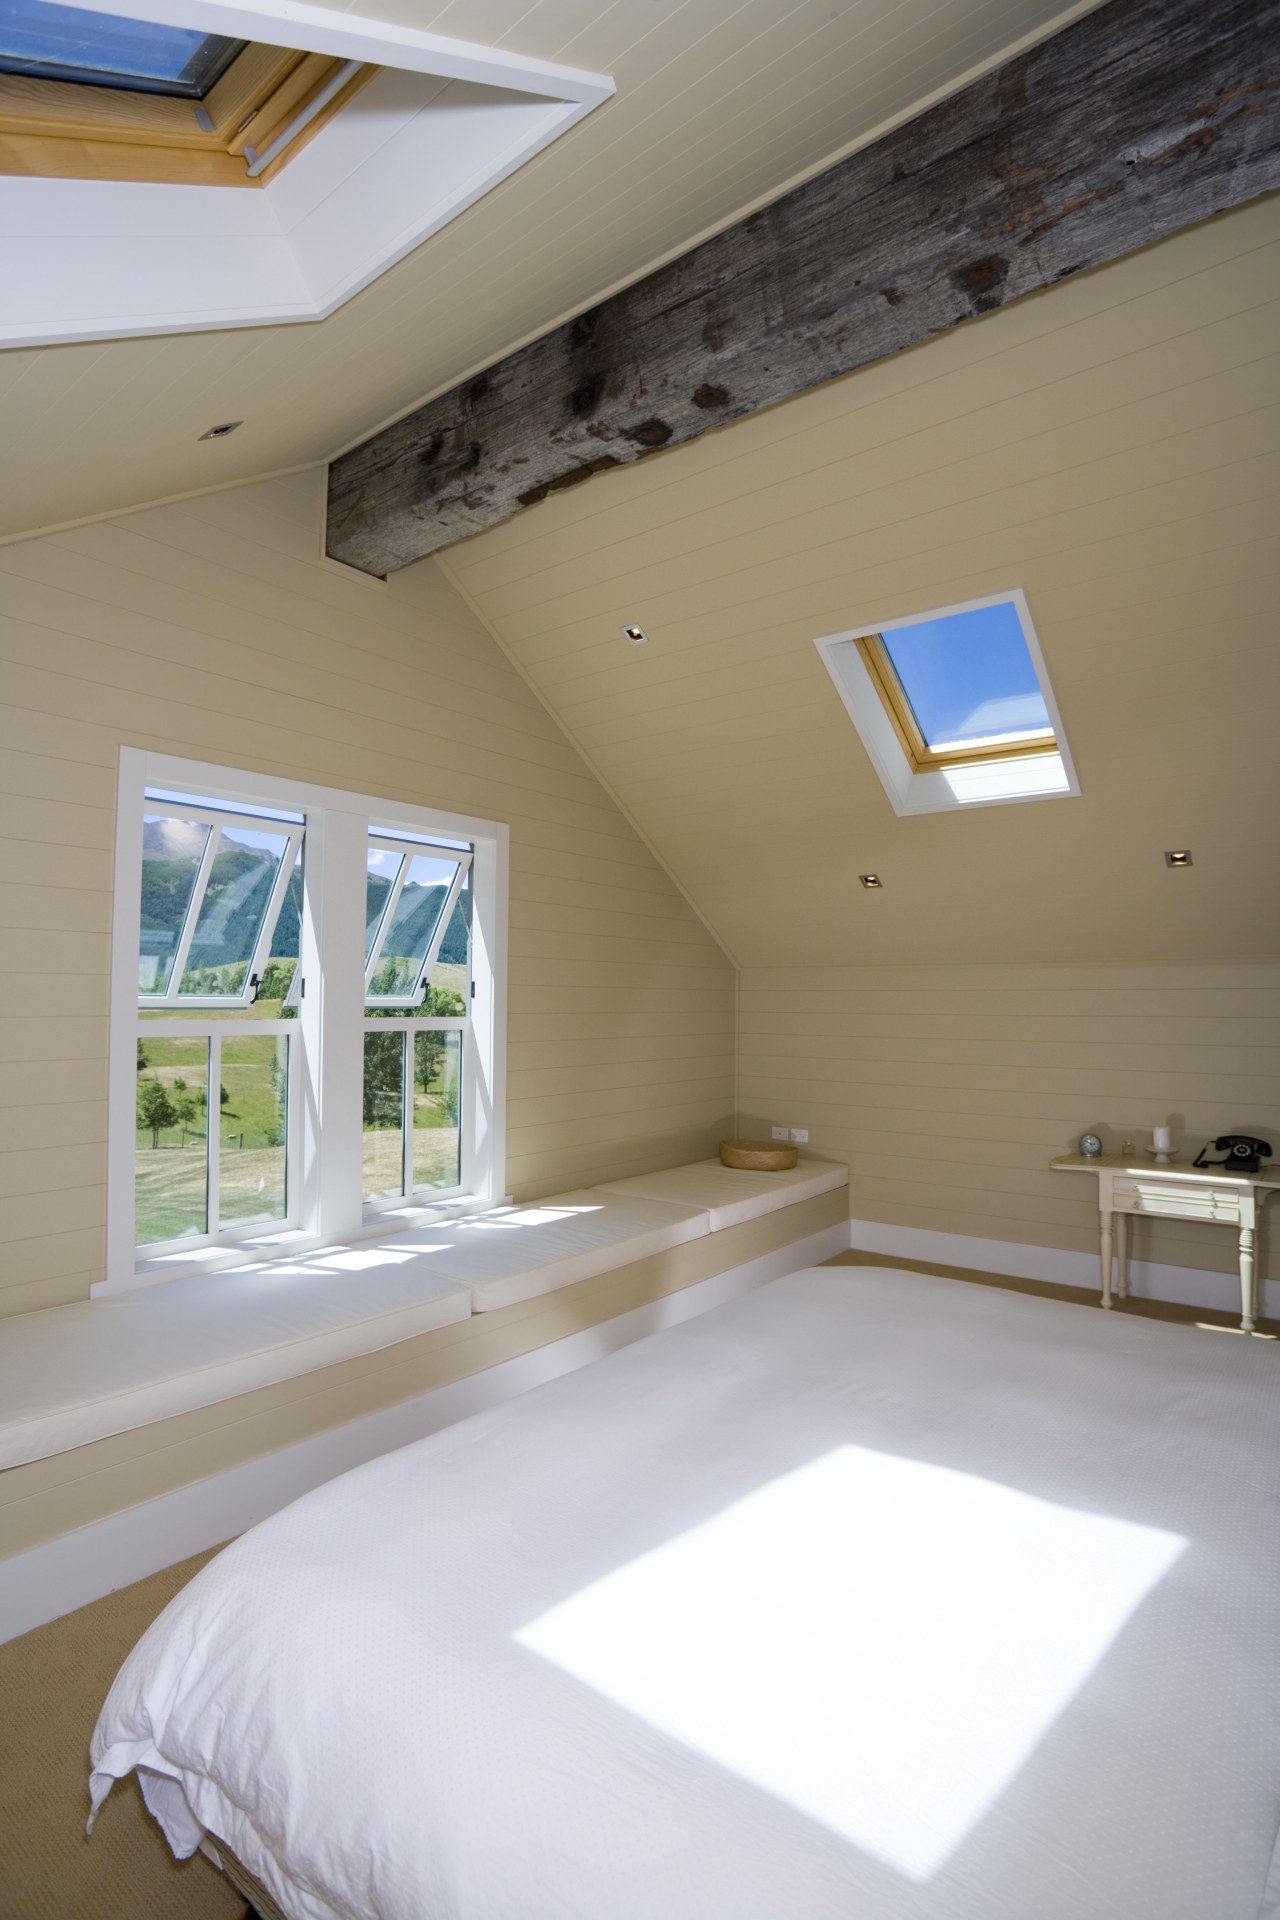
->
364 836 472 1010
138 799 304 1011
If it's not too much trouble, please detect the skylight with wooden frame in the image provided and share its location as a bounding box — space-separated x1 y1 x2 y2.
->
0 0 374 186
0 2 612 348
814 592 1079 817
854 600 1058 775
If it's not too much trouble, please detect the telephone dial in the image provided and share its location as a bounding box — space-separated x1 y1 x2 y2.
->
1194 1134 1273 1175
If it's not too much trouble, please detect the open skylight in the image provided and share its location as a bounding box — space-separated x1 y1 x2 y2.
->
814 592 1079 816
0 0 242 95
871 601 1055 766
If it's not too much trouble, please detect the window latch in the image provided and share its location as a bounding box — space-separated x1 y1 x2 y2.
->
247 972 261 1005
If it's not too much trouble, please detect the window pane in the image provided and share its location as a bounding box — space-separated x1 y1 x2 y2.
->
413 1030 461 1191
367 852 462 1001
219 1034 289 1229
422 869 471 1014
258 844 302 1020
0 3 244 96
880 603 1052 752
139 814 210 994
135 1037 208 1244
180 825 292 998
365 848 401 962
363 1029 405 1200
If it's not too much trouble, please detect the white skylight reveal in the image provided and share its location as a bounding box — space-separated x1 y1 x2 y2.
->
814 591 1079 816
0 0 613 346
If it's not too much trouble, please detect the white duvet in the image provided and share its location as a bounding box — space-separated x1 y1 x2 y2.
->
91 1267 1280 1920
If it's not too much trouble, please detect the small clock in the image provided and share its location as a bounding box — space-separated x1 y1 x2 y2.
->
1079 1133 1103 1158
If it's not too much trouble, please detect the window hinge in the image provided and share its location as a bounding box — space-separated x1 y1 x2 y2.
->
470 980 476 999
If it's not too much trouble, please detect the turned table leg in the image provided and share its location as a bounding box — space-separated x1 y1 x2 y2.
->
1099 1210 1113 1309
1239 1224 1256 1334
1115 1211 1129 1301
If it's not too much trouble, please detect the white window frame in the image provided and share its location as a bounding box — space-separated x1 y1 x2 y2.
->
104 749 508 1295
137 796 305 1010
813 589 1081 816
360 1016 469 1214
363 833 472 1009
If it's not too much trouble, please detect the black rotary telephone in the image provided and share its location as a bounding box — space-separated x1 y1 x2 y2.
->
1194 1134 1273 1175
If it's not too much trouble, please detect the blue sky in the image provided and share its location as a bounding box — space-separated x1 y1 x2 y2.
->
0 1 221 88
881 601 1051 749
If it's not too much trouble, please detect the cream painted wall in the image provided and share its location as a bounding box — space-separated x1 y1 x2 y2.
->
738 963 1280 1285
0 470 735 1318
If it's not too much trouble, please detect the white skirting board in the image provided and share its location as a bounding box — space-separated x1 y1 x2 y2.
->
0 1220 847 1647
847 1217 1276 1320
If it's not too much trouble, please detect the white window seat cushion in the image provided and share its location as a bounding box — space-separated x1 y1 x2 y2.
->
369 1191 712 1313
0 1260 471 1470
594 1157 849 1233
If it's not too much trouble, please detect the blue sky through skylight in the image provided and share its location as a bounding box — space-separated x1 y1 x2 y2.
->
880 601 1053 751
0 0 241 94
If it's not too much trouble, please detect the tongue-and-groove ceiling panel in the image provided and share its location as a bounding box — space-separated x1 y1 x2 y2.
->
0 0 1100 540
439 194 1280 969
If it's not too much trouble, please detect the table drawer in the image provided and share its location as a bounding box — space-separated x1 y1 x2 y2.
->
1112 1177 1240 1223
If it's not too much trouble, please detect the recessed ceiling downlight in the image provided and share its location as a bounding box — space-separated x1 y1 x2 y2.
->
198 420 243 441
1164 850 1193 868
622 624 649 646
859 873 883 889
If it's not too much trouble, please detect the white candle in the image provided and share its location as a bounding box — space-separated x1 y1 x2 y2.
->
1152 1126 1173 1153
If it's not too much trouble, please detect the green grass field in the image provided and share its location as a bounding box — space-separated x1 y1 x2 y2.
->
135 1032 288 1243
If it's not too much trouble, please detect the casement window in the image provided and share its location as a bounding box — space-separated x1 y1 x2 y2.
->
0 1 374 187
814 592 1079 816
107 752 507 1292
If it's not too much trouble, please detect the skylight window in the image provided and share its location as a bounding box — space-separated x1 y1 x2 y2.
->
0 1 243 96
814 592 1079 816
858 601 1056 771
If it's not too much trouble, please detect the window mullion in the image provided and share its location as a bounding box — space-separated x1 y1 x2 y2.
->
460 1016 476 1197
402 1024 413 1199
208 1030 222 1235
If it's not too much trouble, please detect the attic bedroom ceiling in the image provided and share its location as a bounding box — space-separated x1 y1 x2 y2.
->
437 194 1280 970
0 0 1105 540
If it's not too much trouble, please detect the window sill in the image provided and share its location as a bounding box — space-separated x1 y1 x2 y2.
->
97 1194 513 1298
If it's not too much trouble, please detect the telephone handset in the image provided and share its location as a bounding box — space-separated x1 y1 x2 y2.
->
1194 1134 1273 1174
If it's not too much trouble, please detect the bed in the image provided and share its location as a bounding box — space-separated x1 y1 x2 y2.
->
89 1266 1280 1920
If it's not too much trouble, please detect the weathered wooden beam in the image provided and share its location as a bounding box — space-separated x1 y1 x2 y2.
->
327 0 1280 575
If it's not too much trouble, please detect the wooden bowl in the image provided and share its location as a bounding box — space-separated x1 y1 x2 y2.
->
719 1139 798 1172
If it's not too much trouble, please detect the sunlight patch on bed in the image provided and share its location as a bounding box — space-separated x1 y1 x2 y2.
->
517 1445 1184 1880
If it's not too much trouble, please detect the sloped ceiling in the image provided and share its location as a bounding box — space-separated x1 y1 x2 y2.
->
440 194 1280 969
0 0 1099 540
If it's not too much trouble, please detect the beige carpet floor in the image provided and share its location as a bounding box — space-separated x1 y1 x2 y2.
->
0 1546 247 1920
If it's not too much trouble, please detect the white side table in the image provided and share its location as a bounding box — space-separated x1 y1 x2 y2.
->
1050 1154 1279 1332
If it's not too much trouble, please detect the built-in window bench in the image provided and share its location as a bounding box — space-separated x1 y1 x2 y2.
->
0 1159 848 1471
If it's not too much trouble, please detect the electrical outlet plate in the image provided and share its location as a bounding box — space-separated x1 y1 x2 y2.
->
789 1128 809 1144
771 1126 790 1141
